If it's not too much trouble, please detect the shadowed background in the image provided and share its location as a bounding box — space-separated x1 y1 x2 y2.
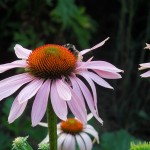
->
0 0 150 149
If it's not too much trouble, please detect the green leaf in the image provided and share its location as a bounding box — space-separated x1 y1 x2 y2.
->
100 129 140 150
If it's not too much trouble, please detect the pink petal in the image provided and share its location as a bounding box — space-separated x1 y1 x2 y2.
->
18 78 44 104
78 72 98 113
58 133 67 150
77 61 123 72
139 63 150 70
63 134 75 150
80 37 109 55
31 79 51 127
83 128 99 143
67 87 87 124
84 71 113 89
94 69 122 79
87 124 95 130
56 79 71 101
0 73 34 101
0 60 27 73
14 44 31 59
8 96 28 123
140 70 150 77
76 78 103 124
79 133 92 150
139 62 150 68
75 135 86 150
50 81 68 120
69 77 87 113
76 57 93 69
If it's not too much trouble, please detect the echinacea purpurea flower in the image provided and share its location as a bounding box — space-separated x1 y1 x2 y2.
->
0 37 122 126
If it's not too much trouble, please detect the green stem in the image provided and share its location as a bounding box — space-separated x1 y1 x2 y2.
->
46 99 57 150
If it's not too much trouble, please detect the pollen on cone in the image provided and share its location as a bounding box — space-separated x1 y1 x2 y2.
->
61 118 83 134
27 44 76 79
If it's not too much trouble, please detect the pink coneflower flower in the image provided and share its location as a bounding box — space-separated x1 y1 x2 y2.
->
0 38 122 126
139 43 150 77
39 114 99 150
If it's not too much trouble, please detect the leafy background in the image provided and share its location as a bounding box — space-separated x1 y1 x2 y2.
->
0 0 150 149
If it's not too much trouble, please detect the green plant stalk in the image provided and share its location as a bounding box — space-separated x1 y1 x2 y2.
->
46 99 57 150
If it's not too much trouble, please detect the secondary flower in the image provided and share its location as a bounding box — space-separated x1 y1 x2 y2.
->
0 37 122 126
139 43 150 77
39 114 99 150
144 43 150 49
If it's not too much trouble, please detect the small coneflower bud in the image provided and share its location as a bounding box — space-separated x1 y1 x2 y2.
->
12 136 33 150
27 44 77 79
38 143 49 150
61 118 83 134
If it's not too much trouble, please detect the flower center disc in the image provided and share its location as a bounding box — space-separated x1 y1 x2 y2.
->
27 44 76 79
61 118 83 134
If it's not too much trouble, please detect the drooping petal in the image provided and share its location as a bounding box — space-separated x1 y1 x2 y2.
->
84 71 113 89
0 73 34 101
87 113 93 121
83 128 99 143
58 133 67 150
67 87 87 124
78 72 98 113
75 135 86 150
50 81 68 121
8 96 28 123
140 70 150 78
56 79 71 101
76 78 103 124
94 69 122 79
38 122 48 127
14 44 32 59
69 77 87 113
18 78 44 104
62 134 75 150
0 60 27 73
80 133 92 150
80 37 109 55
31 79 51 127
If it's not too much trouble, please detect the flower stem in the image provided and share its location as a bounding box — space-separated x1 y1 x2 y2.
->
46 99 57 150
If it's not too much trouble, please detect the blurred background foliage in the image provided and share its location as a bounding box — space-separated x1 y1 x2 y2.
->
0 0 150 149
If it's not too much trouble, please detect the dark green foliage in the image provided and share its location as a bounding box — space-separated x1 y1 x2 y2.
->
0 0 95 50
100 130 139 150
51 0 95 47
